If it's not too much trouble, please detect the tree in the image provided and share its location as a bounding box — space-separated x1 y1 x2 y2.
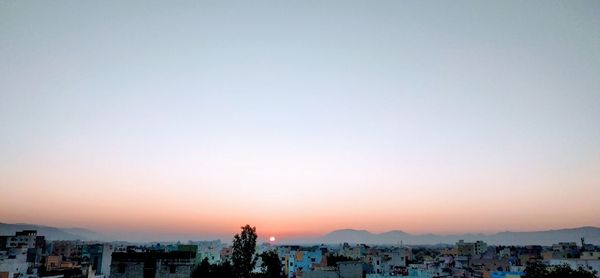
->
232 224 258 278
211 261 235 278
524 261 549 278
192 258 211 278
259 250 284 278
523 261 598 278
192 258 237 278
547 264 597 278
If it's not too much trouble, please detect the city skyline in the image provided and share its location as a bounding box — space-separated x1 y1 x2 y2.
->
1 0 600 239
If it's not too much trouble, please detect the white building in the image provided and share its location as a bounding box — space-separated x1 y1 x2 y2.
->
4 231 40 249
191 240 223 264
0 249 29 278
580 252 600 260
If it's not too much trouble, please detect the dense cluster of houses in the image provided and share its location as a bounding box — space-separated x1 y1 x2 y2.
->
1 230 599 278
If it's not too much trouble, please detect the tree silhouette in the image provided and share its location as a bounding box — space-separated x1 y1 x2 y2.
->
192 258 211 278
212 260 235 278
259 250 284 278
524 261 598 278
524 261 549 278
232 224 258 278
547 264 598 278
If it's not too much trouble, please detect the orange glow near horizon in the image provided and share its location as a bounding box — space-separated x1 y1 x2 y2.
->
1 153 599 240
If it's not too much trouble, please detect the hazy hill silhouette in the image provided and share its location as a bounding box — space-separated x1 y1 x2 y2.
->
2 222 599 245
295 226 600 245
0 223 99 240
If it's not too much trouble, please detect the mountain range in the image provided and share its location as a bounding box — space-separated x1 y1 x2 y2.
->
2 222 599 246
0 223 102 241
292 226 600 246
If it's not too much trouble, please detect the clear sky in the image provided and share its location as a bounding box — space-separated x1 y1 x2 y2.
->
1 0 599 240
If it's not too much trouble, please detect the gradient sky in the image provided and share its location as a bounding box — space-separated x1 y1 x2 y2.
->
1 0 599 240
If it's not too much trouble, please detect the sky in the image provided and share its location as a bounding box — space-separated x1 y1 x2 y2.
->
1 0 599 241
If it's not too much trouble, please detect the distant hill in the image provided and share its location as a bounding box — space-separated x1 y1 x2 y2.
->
3 222 599 246
320 229 375 243
0 223 101 241
61 227 102 240
291 226 600 246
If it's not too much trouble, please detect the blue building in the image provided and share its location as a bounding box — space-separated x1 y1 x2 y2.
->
490 271 525 278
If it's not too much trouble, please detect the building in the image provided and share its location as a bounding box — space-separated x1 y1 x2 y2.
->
0 231 44 251
339 244 367 260
219 247 232 262
457 240 487 257
0 249 29 278
580 251 600 260
190 241 222 265
82 243 114 276
550 242 580 258
52 241 82 260
490 271 524 278
338 261 368 278
284 249 324 277
0 230 46 277
110 251 195 278
302 267 338 278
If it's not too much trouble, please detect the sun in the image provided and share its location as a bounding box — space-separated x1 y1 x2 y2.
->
269 236 276 242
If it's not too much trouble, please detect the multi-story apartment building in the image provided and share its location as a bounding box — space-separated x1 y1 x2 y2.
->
110 251 195 278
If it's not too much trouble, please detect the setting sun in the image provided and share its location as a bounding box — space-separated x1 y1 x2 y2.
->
269 236 276 242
